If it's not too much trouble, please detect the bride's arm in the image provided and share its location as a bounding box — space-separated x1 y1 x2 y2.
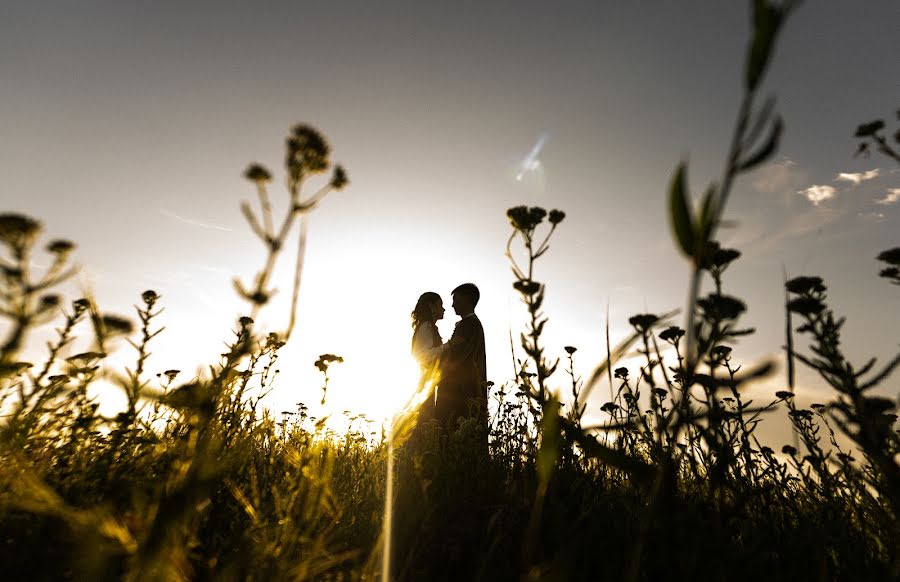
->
412 323 445 364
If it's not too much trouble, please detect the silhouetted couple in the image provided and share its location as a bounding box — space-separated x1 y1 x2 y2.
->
410 283 486 437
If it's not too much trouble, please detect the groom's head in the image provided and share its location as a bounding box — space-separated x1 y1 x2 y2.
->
451 283 479 316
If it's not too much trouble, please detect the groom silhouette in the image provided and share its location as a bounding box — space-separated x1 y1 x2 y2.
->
435 283 487 435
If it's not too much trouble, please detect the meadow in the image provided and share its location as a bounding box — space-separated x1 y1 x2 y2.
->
1 1 898 580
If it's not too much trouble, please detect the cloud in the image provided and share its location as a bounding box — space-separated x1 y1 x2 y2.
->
798 185 837 206
858 211 886 223
835 169 880 185
750 158 806 194
725 204 843 260
160 209 232 231
876 188 900 206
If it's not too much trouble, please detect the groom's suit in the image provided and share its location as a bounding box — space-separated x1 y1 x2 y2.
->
435 312 487 433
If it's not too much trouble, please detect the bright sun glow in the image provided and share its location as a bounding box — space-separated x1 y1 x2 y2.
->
316 334 422 425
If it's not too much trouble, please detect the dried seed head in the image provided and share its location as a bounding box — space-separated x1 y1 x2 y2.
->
243 163 273 183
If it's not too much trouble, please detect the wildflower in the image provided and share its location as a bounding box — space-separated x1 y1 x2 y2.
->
775 390 794 400
600 402 619 413
653 388 668 400
266 332 285 349
548 209 566 225
46 239 75 255
239 316 254 328
760 446 773 455
564 346 577 355
243 163 272 183
528 206 547 225
659 326 685 343
614 367 629 380
697 294 746 321
854 120 885 138
789 409 813 421
786 297 825 317
330 165 349 190
141 290 159 304
876 247 900 266
72 298 90 313
810 403 825 411
0 213 42 249
628 313 659 333
506 206 531 230
101 314 134 336
782 445 797 456
711 345 733 359
163 370 180 382
785 275 825 295
66 352 106 364
286 124 330 178
513 280 541 296
314 353 344 372
880 267 899 280
711 247 741 268
39 294 61 309
700 242 741 271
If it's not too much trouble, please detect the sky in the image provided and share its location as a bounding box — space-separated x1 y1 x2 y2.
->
1 1 898 444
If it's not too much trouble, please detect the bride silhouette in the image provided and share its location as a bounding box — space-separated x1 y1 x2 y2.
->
410 291 445 425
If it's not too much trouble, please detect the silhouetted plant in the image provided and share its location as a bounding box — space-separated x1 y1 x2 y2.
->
506 205 565 407
235 124 348 340
784 275 900 541
853 107 900 165
877 247 900 285
314 352 344 405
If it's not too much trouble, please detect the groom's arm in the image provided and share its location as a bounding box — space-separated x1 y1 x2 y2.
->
443 318 479 366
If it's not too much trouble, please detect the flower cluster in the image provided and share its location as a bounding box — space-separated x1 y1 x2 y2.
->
314 353 344 373
877 247 900 285
243 163 273 184
627 313 659 334
697 294 746 321
285 124 330 183
0 213 42 253
506 206 565 233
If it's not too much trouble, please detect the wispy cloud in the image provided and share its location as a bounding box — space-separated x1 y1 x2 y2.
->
876 188 900 206
798 185 836 206
160 209 232 231
750 158 805 194
835 169 880 185
858 211 886 223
